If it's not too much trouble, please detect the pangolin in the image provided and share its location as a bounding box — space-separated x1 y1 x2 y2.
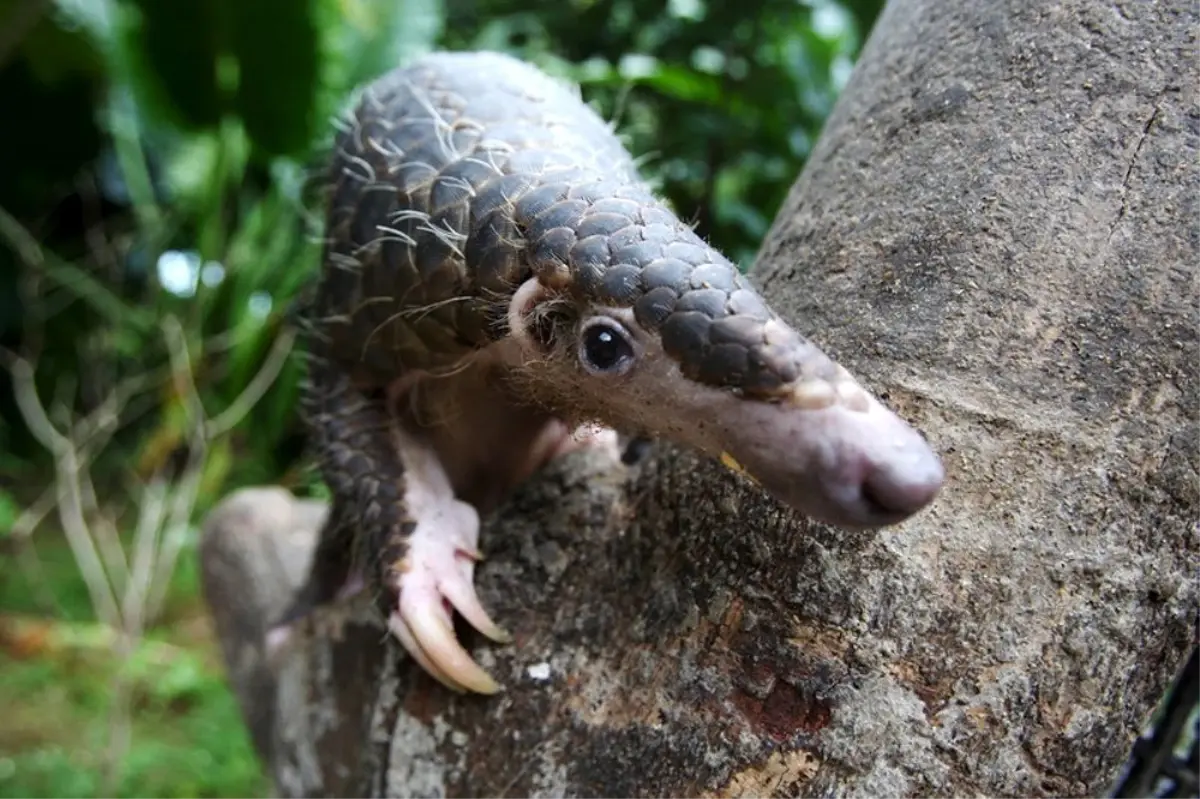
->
270 50 945 694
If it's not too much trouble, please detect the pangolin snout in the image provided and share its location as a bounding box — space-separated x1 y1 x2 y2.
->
710 375 945 529
515 300 947 530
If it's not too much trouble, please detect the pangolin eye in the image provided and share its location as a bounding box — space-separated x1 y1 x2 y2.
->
579 318 636 376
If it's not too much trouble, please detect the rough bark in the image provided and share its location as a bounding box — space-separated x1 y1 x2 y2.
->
199 0 1199 795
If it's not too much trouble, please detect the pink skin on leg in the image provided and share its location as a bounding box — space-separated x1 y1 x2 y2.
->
384 424 512 694
521 419 622 477
382 407 619 692
264 573 368 658
384 414 619 693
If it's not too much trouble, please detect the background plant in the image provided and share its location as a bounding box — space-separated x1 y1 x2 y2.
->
0 0 881 794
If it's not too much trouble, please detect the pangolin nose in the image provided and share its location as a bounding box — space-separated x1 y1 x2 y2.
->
858 451 945 520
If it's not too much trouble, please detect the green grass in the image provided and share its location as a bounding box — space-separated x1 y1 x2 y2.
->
0 530 269 798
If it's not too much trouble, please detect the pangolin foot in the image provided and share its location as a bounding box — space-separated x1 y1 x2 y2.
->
385 498 511 694
553 423 621 461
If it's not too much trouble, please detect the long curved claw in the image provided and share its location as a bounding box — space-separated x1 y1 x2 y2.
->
383 495 508 694
441 571 512 644
387 613 468 693
396 593 502 694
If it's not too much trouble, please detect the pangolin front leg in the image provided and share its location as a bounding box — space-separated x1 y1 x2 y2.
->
383 422 512 694
283 361 511 693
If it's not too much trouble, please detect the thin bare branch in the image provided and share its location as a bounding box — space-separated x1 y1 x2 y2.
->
8 487 65 614
8 358 70 456
79 469 130 598
142 316 210 622
9 357 122 628
9 483 56 540
206 327 297 438
122 475 169 638
161 316 207 428
0 205 152 329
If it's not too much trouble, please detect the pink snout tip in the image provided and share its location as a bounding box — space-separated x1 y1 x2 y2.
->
829 430 945 527
721 387 946 530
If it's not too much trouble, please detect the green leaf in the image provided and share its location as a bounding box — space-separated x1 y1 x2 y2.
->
123 0 226 130
227 0 320 158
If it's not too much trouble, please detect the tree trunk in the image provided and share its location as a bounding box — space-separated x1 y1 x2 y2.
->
199 0 1199 795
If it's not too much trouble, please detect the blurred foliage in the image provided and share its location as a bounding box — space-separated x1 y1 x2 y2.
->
0 0 881 794
0 532 266 797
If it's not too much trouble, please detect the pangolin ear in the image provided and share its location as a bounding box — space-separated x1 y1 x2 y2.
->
506 276 572 356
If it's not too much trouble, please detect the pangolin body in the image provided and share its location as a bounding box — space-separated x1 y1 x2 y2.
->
278 51 946 694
